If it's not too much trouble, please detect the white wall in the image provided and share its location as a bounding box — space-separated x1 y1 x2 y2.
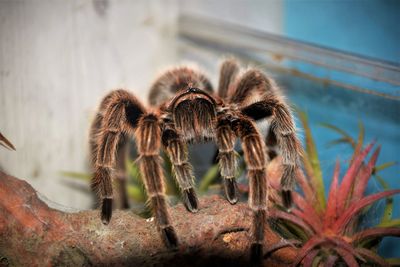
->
0 0 282 209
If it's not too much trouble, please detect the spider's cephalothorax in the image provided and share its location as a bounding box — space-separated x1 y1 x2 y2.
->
90 60 302 262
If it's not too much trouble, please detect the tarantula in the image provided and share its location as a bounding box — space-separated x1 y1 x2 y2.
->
89 58 302 261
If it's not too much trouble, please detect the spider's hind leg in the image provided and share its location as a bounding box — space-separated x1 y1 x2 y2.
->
218 58 239 100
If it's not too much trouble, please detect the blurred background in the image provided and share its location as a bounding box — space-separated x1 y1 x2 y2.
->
0 0 399 256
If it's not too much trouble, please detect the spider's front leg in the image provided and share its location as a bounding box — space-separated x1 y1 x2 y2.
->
216 113 239 203
162 121 199 212
91 90 145 223
136 114 179 247
232 116 268 262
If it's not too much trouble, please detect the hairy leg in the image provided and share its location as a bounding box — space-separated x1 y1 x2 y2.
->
218 58 239 100
216 114 239 204
91 90 145 223
233 116 268 263
229 69 277 106
136 114 178 248
240 94 302 208
162 122 198 212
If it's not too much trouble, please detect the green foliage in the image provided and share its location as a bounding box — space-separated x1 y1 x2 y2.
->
298 110 325 212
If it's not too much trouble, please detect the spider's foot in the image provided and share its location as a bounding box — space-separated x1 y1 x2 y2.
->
250 243 263 265
282 190 293 210
224 178 238 204
101 198 113 225
162 226 179 248
183 188 199 212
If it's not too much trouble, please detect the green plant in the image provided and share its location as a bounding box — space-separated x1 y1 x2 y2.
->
269 112 400 266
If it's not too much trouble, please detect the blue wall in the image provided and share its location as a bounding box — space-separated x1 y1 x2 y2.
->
283 0 400 258
285 0 400 64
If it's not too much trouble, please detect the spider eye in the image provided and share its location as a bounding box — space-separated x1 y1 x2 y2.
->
187 87 198 93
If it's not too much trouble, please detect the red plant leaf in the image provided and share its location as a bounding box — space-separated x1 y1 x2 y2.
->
355 248 390 266
325 255 338 267
263 239 301 258
337 142 374 211
292 193 323 234
302 249 319 267
295 169 315 206
328 237 363 259
352 227 400 244
324 160 340 229
291 209 323 235
352 146 381 201
290 236 326 267
333 189 400 233
333 247 359 267
268 209 314 237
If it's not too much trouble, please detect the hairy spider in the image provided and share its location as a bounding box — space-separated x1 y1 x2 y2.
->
89 58 302 262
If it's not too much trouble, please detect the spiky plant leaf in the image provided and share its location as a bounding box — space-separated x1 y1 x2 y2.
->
298 111 325 211
199 164 219 192
352 227 400 245
337 142 374 211
332 247 358 267
263 239 301 258
355 248 390 266
0 132 16 151
379 219 400 228
386 258 400 265
291 236 326 266
269 209 314 238
374 174 395 226
127 184 146 202
319 123 356 148
374 161 397 173
334 189 400 233
294 169 315 204
352 146 381 201
60 171 91 181
324 160 340 228
351 121 365 163
302 249 319 267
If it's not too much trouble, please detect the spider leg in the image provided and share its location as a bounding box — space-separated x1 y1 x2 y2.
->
136 114 179 248
91 90 145 224
216 114 239 203
233 116 268 263
162 123 199 212
229 69 276 105
241 95 302 208
90 108 130 209
218 58 239 100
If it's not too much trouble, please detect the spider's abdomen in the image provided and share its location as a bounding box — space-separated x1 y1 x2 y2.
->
171 88 217 142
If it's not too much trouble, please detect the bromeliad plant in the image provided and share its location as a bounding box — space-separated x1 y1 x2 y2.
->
268 112 400 266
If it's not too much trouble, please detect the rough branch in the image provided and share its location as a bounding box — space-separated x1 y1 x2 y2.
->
0 171 296 266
